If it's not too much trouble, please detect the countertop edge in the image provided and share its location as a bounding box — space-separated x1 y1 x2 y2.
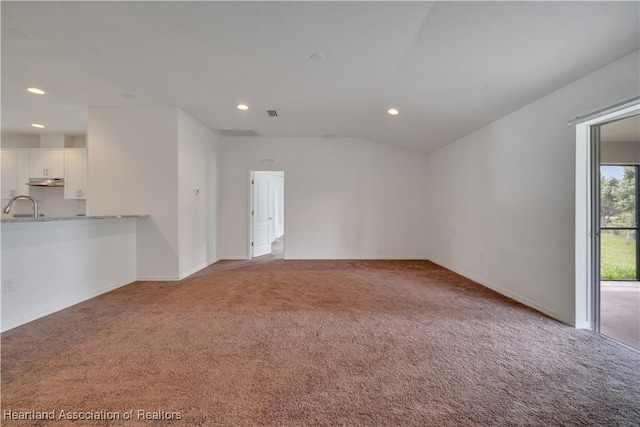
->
1 214 150 224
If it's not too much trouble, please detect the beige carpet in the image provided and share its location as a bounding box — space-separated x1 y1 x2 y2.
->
2 259 639 426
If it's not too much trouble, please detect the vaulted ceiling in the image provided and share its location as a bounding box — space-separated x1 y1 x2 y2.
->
2 1 639 153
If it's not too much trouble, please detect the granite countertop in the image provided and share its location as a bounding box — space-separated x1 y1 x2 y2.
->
1 214 149 224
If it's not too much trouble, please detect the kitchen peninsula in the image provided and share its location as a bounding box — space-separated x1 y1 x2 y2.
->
2 214 147 223
2 215 149 331
2 106 220 333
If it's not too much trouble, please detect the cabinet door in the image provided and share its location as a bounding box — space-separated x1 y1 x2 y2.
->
64 150 86 200
15 151 30 196
1 151 30 199
1 151 17 199
30 150 64 178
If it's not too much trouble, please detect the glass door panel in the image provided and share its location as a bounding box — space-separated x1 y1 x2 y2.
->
598 130 639 350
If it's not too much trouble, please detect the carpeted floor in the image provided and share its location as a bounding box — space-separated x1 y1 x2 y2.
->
2 259 639 426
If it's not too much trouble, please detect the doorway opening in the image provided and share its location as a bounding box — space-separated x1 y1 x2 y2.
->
575 99 639 351
250 171 285 259
598 117 639 350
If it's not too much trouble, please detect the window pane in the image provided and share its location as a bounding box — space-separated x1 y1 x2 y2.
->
601 229 637 280
600 166 637 228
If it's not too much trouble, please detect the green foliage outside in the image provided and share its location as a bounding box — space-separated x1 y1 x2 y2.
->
600 166 637 280
600 166 636 228
601 231 636 280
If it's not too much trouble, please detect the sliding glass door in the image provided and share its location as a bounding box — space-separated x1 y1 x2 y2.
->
598 115 640 350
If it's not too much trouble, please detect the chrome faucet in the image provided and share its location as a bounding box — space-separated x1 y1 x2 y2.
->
3 195 39 218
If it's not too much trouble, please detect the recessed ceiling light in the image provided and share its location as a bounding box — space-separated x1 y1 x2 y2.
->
31 123 45 128
27 87 45 95
310 52 325 62
388 108 399 115
237 104 249 111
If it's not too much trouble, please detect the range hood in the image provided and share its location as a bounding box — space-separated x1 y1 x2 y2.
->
27 178 64 187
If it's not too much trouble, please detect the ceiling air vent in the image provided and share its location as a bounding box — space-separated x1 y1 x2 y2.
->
266 109 278 117
216 129 259 137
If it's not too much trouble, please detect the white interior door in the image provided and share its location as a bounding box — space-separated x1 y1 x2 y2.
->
252 172 272 257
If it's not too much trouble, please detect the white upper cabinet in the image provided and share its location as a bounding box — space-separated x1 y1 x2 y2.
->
29 149 64 178
64 149 87 200
1 150 30 199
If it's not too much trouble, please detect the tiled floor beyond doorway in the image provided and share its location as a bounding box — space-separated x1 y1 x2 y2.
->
271 236 284 259
601 281 640 350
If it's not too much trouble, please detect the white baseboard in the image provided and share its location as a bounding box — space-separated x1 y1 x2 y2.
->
575 321 592 330
219 255 431 261
1 277 136 333
284 255 431 260
178 263 208 280
135 275 180 281
429 258 575 327
140 260 219 281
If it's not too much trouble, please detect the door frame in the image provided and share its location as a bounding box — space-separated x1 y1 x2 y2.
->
248 170 285 259
574 98 639 330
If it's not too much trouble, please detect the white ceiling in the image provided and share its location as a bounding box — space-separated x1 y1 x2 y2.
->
2 1 639 153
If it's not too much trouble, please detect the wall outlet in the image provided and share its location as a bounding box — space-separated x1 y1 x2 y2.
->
2 278 15 293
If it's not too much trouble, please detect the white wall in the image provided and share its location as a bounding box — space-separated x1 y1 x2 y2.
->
0 133 85 149
40 134 68 148
88 107 180 279
88 107 220 280
0 134 40 148
1 218 137 331
219 137 430 259
177 110 221 278
68 135 87 148
28 187 86 218
426 50 640 326
207 133 221 266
